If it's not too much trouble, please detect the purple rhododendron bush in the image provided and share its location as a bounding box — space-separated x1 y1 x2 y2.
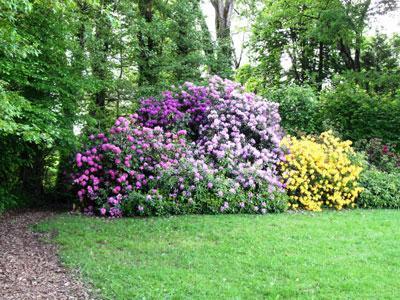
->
71 76 289 217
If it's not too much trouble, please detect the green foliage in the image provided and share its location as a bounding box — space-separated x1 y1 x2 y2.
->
163 0 207 83
133 0 212 97
356 138 400 173
359 34 400 95
121 171 288 217
320 80 400 145
255 190 289 213
263 85 320 135
0 0 217 211
0 0 84 204
0 0 36 58
0 187 27 214
250 0 338 88
358 169 400 209
249 0 398 89
241 0 400 156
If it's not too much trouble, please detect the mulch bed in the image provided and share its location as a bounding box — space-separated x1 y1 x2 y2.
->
0 210 92 300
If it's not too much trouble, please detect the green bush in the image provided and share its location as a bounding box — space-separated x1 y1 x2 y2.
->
121 179 289 217
0 188 30 214
355 138 400 173
358 169 400 209
256 190 289 213
320 81 400 145
263 85 320 135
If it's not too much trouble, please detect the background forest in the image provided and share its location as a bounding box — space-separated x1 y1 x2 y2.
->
1 0 399 213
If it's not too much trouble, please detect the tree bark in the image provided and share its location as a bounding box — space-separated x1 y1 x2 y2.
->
137 0 157 86
354 33 362 72
210 0 234 77
91 0 112 115
317 42 324 91
20 144 46 197
337 39 355 71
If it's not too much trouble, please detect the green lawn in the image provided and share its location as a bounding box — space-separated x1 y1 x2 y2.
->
36 210 400 299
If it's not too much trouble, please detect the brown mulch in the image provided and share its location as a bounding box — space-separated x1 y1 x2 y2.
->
0 210 93 300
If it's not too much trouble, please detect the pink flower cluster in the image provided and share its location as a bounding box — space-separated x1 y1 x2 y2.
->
72 114 187 217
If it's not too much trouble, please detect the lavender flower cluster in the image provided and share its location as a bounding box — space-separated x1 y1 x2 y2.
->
195 76 285 192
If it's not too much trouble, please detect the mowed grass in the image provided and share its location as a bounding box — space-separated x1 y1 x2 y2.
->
36 210 400 299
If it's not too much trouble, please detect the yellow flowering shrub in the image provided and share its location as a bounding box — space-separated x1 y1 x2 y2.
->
280 131 363 211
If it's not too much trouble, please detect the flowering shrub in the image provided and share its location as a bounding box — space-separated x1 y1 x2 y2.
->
72 115 188 217
156 157 288 214
361 138 400 173
123 158 246 215
138 76 285 192
122 157 288 216
281 131 363 211
71 76 287 217
137 82 211 138
195 77 285 192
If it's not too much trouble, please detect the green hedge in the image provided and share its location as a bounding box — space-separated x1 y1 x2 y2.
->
321 82 400 146
358 169 400 209
0 188 31 214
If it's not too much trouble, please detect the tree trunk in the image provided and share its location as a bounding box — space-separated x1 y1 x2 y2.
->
354 33 361 72
317 42 324 91
337 39 355 71
211 0 234 77
20 144 46 197
91 0 112 116
137 0 157 86
199 11 216 74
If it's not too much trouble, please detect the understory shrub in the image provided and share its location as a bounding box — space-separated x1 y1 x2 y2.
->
263 85 320 135
357 138 400 173
0 187 26 214
71 76 286 217
320 82 400 145
358 169 400 208
281 131 363 211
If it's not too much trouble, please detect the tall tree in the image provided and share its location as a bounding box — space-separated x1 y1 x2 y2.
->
0 0 85 198
134 0 213 96
211 0 235 78
137 0 158 88
92 0 112 113
0 0 224 208
249 0 398 89
170 0 204 82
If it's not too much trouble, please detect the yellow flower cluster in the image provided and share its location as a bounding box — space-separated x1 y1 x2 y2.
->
280 131 363 211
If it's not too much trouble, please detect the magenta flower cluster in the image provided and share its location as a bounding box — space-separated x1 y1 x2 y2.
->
137 82 211 136
72 114 187 217
71 76 286 217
